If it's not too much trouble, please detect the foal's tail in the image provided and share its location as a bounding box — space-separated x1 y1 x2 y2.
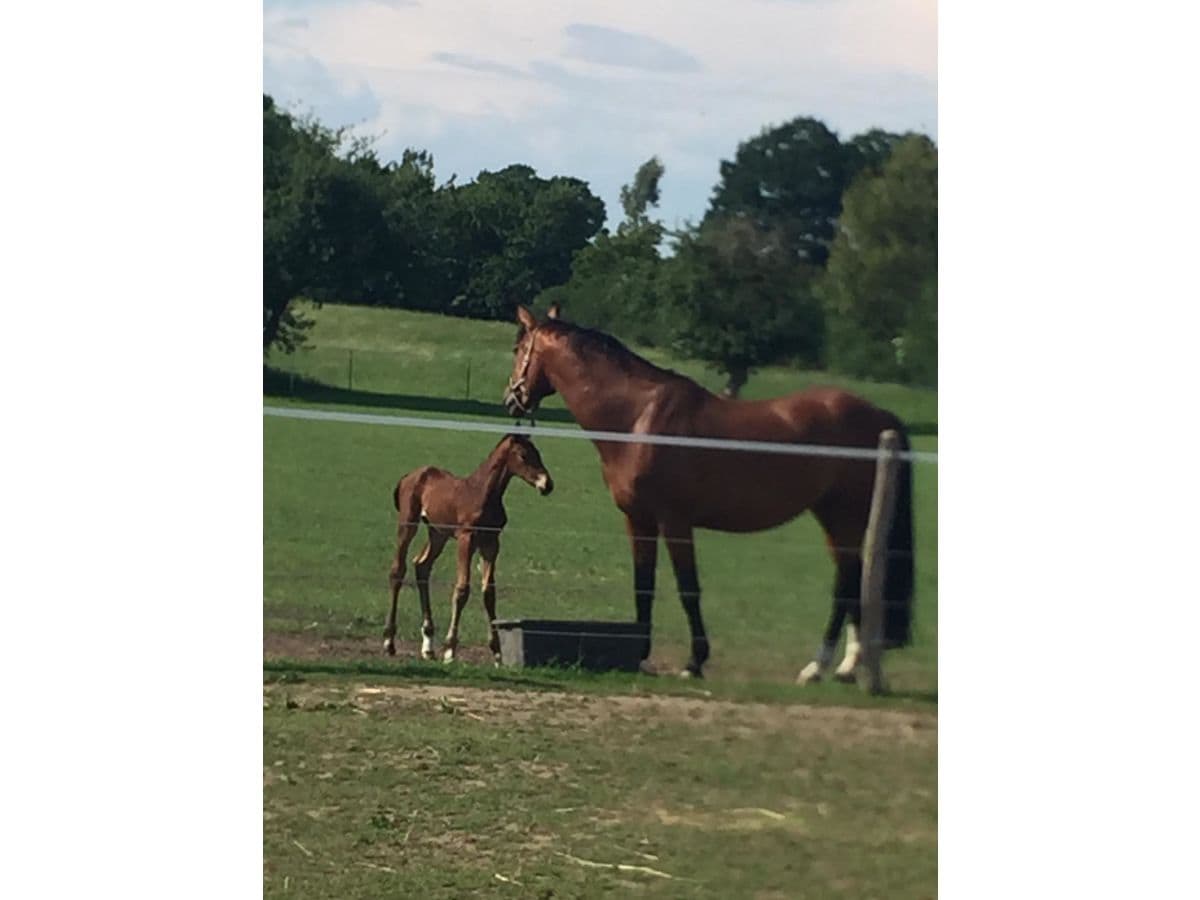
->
883 427 915 648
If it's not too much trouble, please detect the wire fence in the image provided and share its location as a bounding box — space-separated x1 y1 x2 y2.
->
265 405 939 465
264 404 938 683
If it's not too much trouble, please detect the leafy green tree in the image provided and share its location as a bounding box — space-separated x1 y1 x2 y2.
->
535 157 668 345
442 165 605 320
819 134 937 384
264 95 451 350
706 116 849 266
843 128 908 181
665 217 824 396
263 95 342 352
619 156 665 233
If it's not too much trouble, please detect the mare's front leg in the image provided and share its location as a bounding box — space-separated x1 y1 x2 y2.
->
626 513 658 674
662 520 709 679
442 532 473 662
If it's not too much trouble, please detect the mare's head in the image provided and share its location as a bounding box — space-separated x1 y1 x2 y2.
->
502 434 554 495
503 306 559 418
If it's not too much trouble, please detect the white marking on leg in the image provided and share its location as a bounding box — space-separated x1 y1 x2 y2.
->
442 646 456 662
421 633 435 658
797 642 837 684
835 624 861 678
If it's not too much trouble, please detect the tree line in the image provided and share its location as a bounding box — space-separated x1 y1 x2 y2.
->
264 94 936 390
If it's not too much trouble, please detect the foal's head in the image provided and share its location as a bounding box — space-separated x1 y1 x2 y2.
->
502 434 554 496
504 306 558 418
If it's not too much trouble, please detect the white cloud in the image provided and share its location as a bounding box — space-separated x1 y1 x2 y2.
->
262 0 937 226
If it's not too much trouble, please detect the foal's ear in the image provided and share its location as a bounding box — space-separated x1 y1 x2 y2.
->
515 305 539 332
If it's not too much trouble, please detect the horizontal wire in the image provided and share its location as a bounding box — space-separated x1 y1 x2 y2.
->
263 516 933 557
264 405 938 464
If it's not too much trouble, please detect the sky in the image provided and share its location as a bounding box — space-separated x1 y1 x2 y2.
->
263 0 937 232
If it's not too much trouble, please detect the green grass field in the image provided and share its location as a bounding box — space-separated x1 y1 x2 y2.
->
264 675 936 899
265 302 937 690
264 302 938 896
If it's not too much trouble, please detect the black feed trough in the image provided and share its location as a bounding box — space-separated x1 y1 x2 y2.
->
494 619 649 673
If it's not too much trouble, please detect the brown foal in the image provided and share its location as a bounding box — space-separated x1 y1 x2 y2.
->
383 434 554 661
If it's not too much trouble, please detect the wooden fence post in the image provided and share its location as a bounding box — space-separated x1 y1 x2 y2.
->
859 429 902 695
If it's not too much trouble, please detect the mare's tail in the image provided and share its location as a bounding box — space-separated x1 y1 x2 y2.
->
883 427 915 648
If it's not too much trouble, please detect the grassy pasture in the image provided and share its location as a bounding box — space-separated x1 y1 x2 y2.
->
264 303 937 691
263 303 939 896
263 676 936 899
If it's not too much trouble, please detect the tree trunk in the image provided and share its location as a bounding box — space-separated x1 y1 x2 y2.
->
721 365 748 399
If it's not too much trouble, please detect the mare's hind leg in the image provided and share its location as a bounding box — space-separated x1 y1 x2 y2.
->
798 492 868 683
477 536 501 662
413 531 450 659
831 556 864 682
442 533 474 662
798 552 862 684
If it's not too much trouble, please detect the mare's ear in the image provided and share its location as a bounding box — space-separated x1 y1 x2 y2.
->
515 305 539 332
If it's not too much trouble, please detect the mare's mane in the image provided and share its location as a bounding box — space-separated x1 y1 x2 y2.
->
546 321 691 386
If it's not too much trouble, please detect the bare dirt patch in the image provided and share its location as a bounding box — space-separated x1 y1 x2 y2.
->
265 680 936 747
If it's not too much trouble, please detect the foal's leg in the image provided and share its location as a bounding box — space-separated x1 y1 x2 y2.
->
662 520 709 679
383 521 418 655
442 533 474 662
477 536 501 661
626 513 659 673
413 531 449 660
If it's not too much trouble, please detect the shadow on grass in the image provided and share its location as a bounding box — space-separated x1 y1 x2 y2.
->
264 367 937 435
263 367 579 424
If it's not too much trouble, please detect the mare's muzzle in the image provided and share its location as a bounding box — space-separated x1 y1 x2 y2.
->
503 381 531 417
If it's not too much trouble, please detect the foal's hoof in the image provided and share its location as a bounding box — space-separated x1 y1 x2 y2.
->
679 666 703 680
833 670 858 684
442 648 457 663
383 639 396 656
638 660 658 676
420 648 437 661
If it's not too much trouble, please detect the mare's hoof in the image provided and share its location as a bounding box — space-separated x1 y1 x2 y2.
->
679 666 703 680
442 648 457 663
638 660 658 676
383 639 396 656
796 662 822 685
421 648 437 661
833 670 857 684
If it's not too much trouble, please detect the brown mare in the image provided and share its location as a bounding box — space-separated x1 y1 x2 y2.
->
383 434 554 662
502 306 914 681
